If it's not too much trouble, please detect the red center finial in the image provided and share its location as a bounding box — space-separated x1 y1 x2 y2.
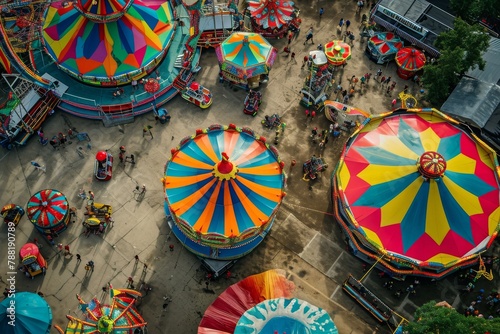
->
213 152 238 180
418 151 446 179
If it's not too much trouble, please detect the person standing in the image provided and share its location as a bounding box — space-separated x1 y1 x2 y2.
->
290 52 296 63
376 69 382 80
303 27 314 45
391 98 397 108
384 76 392 85
131 79 138 90
76 254 81 263
319 7 324 19
305 109 310 119
64 245 72 256
31 161 46 173
301 55 308 68
339 18 344 28
345 19 351 30
143 125 153 139
287 32 293 45
311 110 316 120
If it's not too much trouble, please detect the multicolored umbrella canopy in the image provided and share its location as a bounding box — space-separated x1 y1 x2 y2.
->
42 0 174 79
27 189 69 230
164 125 286 242
335 109 500 267
198 270 295 333
247 0 295 29
395 47 426 72
235 298 338 334
62 288 146 333
368 32 403 57
0 292 52 334
216 32 277 79
324 40 351 66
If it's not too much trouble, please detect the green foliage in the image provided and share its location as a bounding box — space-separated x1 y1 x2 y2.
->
450 0 500 24
422 18 489 105
404 301 500 334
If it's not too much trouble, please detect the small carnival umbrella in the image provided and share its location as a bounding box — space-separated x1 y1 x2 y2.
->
144 78 160 94
247 0 295 30
367 32 403 62
324 40 351 66
27 189 70 235
58 287 146 333
216 32 277 82
395 47 426 79
0 292 52 334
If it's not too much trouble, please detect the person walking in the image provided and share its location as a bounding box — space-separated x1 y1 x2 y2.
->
384 76 392 85
339 18 344 28
287 32 293 45
301 55 308 68
305 109 310 119
87 260 95 271
391 98 397 108
303 27 314 45
76 254 81 263
143 125 153 139
31 161 46 172
319 7 324 19
376 69 382 80
345 19 351 30
57 243 63 253
281 46 291 55
64 244 72 256
135 255 139 264
290 52 296 63
311 110 316 120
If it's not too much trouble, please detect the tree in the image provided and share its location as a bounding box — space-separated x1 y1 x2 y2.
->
403 301 500 334
422 18 489 105
450 0 500 26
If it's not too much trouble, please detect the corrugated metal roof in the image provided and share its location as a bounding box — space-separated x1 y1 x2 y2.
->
466 37 500 85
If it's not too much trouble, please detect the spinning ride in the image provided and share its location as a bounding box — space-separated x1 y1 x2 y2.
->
27 189 70 236
365 32 403 64
0 292 52 334
395 47 426 80
246 0 298 39
56 288 146 333
41 0 175 85
333 108 500 279
198 269 338 334
216 32 277 89
324 40 351 67
162 124 286 261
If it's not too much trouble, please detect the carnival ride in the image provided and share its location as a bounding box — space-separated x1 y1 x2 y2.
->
181 81 213 108
395 47 426 80
198 1 241 48
246 0 300 39
324 40 352 67
198 269 338 334
1 203 24 226
324 100 370 124
216 32 277 89
84 203 113 218
0 0 201 120
82 217 106 236
94 150 113 181
261 113 282 128
162 124 286 267
332 108 500 279
365 32 403 64
303 155 328 181
300 50 331 109
243 90 262 116
27 189 70 236
151 103 170 124
19 242 47 278
54 288 147 333
0 292 52 333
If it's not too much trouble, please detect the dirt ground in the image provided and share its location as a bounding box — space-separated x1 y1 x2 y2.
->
1 1 499 334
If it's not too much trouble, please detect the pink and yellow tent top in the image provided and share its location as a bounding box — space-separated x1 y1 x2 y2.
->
42 0 174 80
334 108 500 276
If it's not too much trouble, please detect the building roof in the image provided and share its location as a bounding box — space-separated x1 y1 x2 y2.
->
441 77 500 151
466 37 500 85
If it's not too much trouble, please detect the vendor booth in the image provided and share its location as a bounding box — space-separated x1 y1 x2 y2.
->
19 243 47 278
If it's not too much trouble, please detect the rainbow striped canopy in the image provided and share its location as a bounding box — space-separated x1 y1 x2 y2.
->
164 125 285 240
335 109 500 267
395 47 426 72
324 40 351 66
42 0 174 79
247 0 295 29
27 189 69 229
216 32 277 79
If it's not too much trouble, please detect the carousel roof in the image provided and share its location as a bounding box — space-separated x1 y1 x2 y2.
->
247 0 295 29
395 47 426 72
26 189 69 229
216 32 277 78
164 125 286 238
335 109 500 267
0 292 52 334
42 0 174 78
368 32 403 56
324 40 351 66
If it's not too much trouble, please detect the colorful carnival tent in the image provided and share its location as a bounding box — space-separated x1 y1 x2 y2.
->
0 292 52 334
247 0 295 30
324 40 351 66
333 108 500 278
19 243 47 278
27 189 70 235
162 124 286 261
395 47 426 80
56 288 146 333
198 270 338 334
216 32 277 88
41 0 174 83
365 32 403 64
